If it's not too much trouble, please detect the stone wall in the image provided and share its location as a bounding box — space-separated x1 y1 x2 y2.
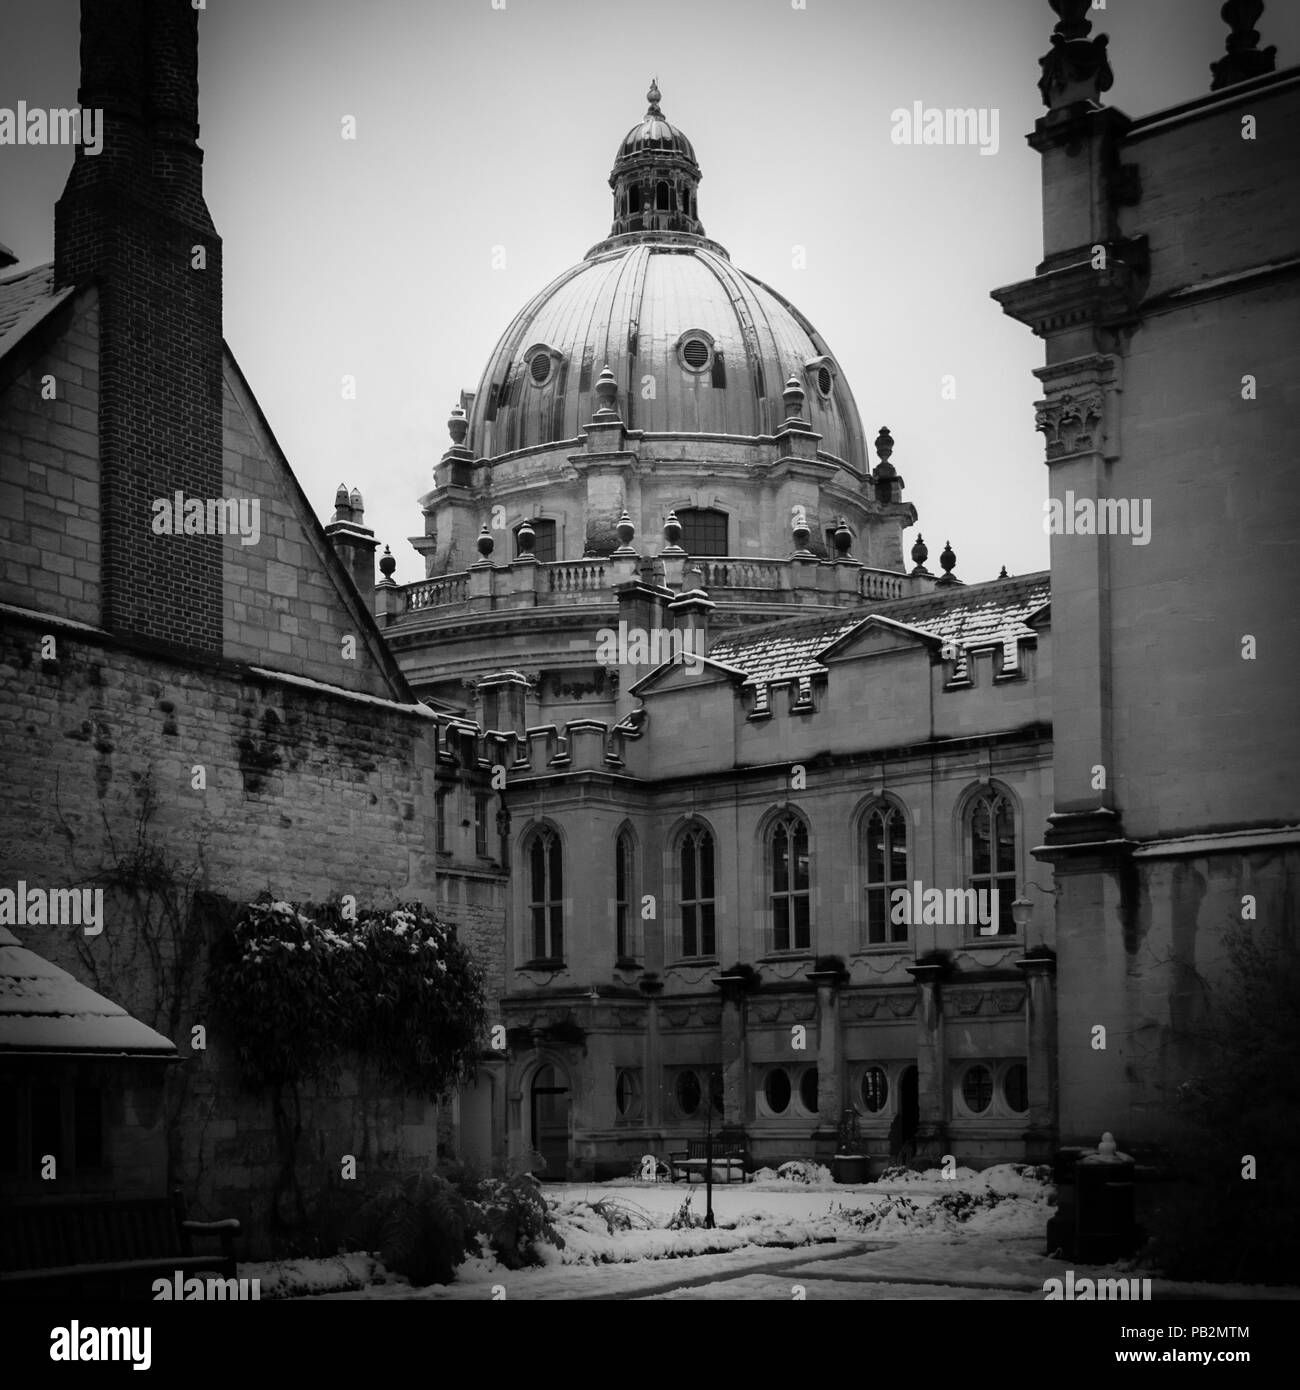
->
0 610 506 1252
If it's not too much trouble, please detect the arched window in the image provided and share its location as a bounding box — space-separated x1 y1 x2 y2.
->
966 788 1017 936
675 507 728 557
656 180 669 211
863 801 909 945
769 811 810 953
629 185 642 214
678 824 716 958
615 830 636 963
526 826 563 962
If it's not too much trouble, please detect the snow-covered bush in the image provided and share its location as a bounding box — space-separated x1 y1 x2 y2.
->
350 1173 477 1287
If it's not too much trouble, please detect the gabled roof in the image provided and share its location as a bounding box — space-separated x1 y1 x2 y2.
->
708 572 1051 685
0 927 176 1056
0 263 71 363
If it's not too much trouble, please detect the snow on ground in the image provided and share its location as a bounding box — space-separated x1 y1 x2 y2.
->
242 1252 382 1298
265 1164 1300 1301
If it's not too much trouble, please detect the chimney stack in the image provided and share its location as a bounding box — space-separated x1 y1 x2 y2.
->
55 0 224 654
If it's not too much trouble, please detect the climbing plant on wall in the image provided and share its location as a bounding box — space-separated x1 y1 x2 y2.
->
210 896 488 1099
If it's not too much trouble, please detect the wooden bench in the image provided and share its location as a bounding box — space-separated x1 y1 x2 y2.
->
0 1189 241 1300
669 1132 747 1184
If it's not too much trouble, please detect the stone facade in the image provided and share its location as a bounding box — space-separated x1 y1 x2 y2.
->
993 9 1300 1152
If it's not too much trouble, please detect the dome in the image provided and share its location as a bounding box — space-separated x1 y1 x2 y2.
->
617 79 697 163
466 244 868 467
464 82 868 471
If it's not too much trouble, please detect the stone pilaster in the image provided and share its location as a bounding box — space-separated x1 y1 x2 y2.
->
906 962 947 1162
1015 953 1059 1160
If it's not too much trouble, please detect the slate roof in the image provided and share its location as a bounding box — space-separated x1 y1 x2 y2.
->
708 571 1051 687
0 262 65 362
0 926 176 1056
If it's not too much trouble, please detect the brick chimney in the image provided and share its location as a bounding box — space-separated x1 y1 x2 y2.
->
54 0 224 654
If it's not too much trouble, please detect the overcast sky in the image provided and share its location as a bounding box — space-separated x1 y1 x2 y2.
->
4 0 1297 585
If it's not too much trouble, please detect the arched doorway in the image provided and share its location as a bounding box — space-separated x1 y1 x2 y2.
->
529 1063 570 1181
898 1065 920 1155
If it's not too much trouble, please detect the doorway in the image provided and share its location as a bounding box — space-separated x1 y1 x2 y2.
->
529 1063 570 1181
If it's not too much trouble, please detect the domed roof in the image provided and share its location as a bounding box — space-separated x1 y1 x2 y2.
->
617 79 697 163
462 85 868 470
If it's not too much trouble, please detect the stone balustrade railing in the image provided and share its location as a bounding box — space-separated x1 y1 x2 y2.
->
394 555 925 619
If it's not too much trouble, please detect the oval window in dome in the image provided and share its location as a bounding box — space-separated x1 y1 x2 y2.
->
817 365 833 396
530 353 552 386
681 337 711 371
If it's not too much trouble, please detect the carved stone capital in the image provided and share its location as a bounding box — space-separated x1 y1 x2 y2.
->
1032 354 1122 462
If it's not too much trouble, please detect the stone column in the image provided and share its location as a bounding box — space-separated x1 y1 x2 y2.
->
1016 953 1059 1160
713 975 749 1130
809 966 845 1153
906 962 947 1163
642 977 664 1130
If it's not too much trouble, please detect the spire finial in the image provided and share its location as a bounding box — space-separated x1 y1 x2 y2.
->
1210 1 1276 90
647 77 661 114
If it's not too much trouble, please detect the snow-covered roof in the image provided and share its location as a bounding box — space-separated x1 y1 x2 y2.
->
0 927 177 1056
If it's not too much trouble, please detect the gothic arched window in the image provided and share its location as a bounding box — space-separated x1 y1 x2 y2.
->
769 811 811 953
863 800 909 945
526 825 564 962
616 829 637 963
965 789 1017 937
678 823 716 959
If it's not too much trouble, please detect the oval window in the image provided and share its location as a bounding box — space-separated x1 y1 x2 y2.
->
817 364 833 396
681 337 710 371
764 1068 791 1115
530 353 552 385
675 1069 701 1117
799 1066 819 1114
961 1064 993 1115
1003 1062 1028 1115
860 1066 889 1114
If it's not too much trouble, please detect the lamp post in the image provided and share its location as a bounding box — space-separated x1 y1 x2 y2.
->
1010 879 1060 940
704 1093 715 1229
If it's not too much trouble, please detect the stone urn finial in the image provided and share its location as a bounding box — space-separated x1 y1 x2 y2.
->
448 404 469 448
516 518 536 556
615 509 636 552
663 510 684 551
594 364 619 420
833 517 852 558
476 525 494 561
782 375 805 424
379 544 397 580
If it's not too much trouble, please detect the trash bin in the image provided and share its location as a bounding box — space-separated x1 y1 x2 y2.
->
1045 1145 1092 1258
1075 1132 1139 1262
